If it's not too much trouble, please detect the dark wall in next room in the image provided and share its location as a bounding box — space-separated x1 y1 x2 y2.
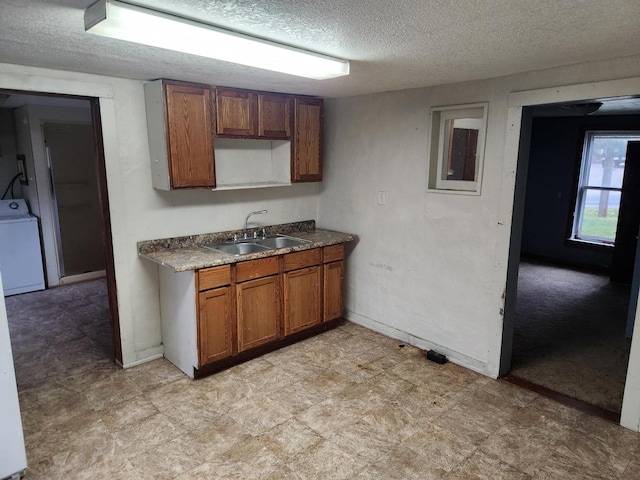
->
521 114 640 270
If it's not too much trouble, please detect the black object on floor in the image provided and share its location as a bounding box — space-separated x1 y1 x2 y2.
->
426 350 447 364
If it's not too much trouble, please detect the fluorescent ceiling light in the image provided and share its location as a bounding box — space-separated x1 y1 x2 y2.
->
85 0 350 80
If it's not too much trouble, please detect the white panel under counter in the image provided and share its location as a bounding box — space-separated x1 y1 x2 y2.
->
214 138 292 190
159 266 198 377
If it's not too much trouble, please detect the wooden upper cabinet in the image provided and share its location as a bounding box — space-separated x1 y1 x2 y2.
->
144 80 215 189
215 87 256 137
165 82 215 188
146 80 323 189
258 93 291 138
216 88 292 139
292 97 323 182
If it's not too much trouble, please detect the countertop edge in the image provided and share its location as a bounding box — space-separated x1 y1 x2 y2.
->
138 228 359 272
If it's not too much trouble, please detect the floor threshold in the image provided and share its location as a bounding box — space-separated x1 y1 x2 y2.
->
503 375 621 423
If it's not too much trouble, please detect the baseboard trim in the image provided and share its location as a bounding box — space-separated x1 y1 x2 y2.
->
343 310 490 377
58 270 106 285
123 353 164 369
503 375 621 423
193 317 344 379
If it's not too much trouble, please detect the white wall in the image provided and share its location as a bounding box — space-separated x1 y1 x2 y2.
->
318 54 640 380
0 62 320 367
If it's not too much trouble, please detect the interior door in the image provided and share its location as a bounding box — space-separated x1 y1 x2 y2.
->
43 122 105 278
611 142 640 284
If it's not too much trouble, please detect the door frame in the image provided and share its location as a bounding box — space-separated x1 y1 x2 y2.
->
90 99 122 364
0 88 122 365
626 142 640 338
41 118 95 283
499 77 640 431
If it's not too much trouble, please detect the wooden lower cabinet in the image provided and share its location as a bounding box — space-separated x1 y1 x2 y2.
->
198 286 234 365
323 244 345 322
284 266 322 335
188 244 346 375
323 260 344 321
237 275 281 351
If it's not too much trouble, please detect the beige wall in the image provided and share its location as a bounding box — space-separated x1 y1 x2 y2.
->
0 62 321 367
3 53 640 429
317 55 640 429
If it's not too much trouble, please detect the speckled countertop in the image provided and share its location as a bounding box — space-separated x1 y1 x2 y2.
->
137 220 358 272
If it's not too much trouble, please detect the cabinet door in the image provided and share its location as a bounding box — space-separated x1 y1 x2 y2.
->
292 97 323 182
258 93 291 138
216 88 256 136
237 275 281 351
165 82 215 188
324 260 344 321
198 286 234 366
284 266 321 335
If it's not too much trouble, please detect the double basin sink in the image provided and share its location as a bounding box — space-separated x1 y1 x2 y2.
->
201 234 311 256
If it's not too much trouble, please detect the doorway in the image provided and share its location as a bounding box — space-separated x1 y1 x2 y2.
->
43 121 106 280
502 97 640 421
0 90 121 364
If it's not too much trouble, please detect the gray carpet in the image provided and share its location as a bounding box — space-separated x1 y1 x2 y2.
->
510 260 632 413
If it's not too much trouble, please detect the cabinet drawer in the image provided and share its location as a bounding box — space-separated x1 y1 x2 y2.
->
323 244 344 263
284 248 321 272
236 256 279 283
198 265 231 291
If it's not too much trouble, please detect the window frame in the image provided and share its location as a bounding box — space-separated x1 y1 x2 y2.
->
569 129 640 247
427 102 488 195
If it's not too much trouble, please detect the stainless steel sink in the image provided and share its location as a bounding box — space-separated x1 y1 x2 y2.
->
201 241 271 255
200 234 310 256
254 235 311 249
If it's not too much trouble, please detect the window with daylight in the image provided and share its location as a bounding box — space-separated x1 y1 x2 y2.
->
571 131 640 246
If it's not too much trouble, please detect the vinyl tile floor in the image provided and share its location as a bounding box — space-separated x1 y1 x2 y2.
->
7 280 640 479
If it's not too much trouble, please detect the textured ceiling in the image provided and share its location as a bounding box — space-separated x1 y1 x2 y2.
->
1 0 640 98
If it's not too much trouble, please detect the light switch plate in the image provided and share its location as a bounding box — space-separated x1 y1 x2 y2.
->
377 191 386 205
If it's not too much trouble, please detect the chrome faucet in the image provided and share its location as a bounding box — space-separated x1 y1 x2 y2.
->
244 210 268 239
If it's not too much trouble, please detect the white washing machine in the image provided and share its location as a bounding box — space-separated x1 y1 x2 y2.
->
0 199 45 296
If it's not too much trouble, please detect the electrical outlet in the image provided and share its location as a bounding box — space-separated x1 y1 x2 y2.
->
377 191 386 205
